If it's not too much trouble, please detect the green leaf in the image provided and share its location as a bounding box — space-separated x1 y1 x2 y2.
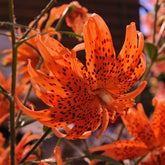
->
144 42 158 61
89 154 122 165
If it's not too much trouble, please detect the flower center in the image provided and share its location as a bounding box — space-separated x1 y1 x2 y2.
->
91 88 115 105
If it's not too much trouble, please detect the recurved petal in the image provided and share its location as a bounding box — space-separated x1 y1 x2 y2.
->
54 147 63 165
35 35 71 77
52 127 92 139
118 81 147 100
45 4 68 29
109 23 145 95
90 140 149 161
96 107 109 138
152 99 165 146
83 14 116 90
65 1 88 35
28 60 61 92
121 104 157 149
117 22 144 71
15 96 75 128
16 131 41 149
36 35 85 82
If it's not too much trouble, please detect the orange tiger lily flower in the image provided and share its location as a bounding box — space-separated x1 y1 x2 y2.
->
15 131 41 164
0 71 10 119
16 14 146 140
1 14 49 84
90 98 165 165
46 1 88 36
0 131 41 165
0 133 8 165
53 146 64 165
0 71 28 119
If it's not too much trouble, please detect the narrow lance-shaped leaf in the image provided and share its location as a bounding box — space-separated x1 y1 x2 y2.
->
144 42 158 61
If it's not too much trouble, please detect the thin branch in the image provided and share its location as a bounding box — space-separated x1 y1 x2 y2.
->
63 139 91 164
116 123 125 141
57 31 83 39
153 0 159 44
0 84 10 99
19 0 56 41
0 21 29 29
55 5 72 31
8 0 17 164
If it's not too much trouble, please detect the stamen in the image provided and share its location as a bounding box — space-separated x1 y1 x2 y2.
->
98 90 115 105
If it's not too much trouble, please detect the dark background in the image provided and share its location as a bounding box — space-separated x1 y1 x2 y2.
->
0 0 140 54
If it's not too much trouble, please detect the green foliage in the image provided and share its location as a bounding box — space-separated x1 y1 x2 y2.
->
144 42 158 61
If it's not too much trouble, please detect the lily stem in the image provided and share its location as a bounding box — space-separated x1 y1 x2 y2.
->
19 0 56 41
55 5 72 31
153 0 159 44
116 123 125 141
0 84 10 100
141 59 154 81
134 154 147 165
56 138 63 147
9 0 17 164
63 139 91 164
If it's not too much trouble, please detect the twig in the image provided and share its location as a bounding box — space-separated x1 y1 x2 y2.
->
19 0 56 41
116 123 125 141
8 0 17 164
153 0 159 44
63 139 91 164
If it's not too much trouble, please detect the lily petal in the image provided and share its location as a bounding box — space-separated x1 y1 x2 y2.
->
90 140 149 161
121 103 157 149
45 4 68 29
54 147 63 165
83 13 116 90
152 99 165 146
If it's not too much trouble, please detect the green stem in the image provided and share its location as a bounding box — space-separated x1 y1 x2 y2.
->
56 138 63 147
19 127 52 164
57 31 83 39
16 32 47 47
157 56 165 62
0 84 10 100
83 139 90 156
9 0 17 164
55 5 72 31
0 21 29 29
141 59 154 81
63 139 85 156
153 0 159 44
19 0 56 41
134 154 147 165
63 139 91 163
15 85 32 127
116 123 125 141
156 21 165 46
63 155 87 163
